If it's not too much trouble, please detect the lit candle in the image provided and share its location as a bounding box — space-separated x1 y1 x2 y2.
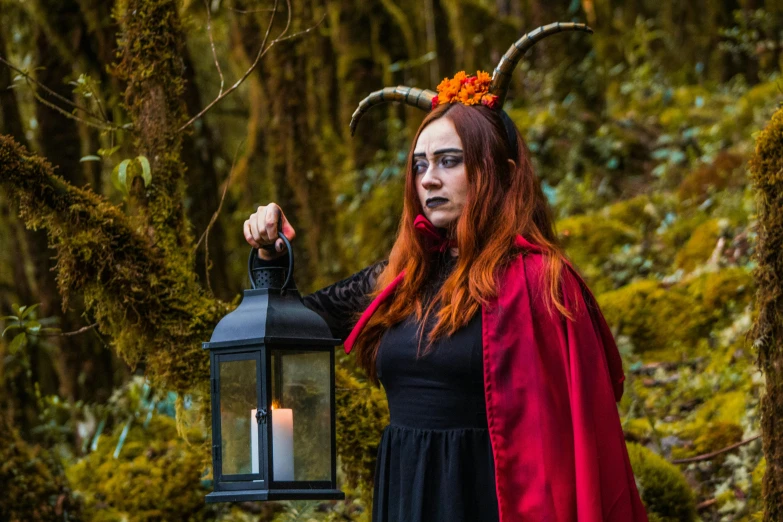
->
250 409 260 475
272 406 295 481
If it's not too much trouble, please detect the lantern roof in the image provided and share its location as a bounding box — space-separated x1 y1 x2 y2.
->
204 286 340 349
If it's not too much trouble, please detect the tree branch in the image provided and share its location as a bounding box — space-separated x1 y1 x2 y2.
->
204 0 225 97
178 0 325 133
0 135 230 392
0 56 121 132
671 435 761 464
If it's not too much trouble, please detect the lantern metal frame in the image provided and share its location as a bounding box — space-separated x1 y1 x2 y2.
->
203 232 345 503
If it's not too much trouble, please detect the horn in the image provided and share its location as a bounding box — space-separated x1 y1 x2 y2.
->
490 22 593 107
350 86 436 136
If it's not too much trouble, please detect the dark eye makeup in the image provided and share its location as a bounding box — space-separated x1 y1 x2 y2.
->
413 155 463 175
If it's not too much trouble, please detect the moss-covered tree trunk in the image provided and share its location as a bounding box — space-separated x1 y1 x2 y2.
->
749 105 783 520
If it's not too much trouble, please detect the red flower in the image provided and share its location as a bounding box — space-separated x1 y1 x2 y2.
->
431 95 439 110
481 94 500 110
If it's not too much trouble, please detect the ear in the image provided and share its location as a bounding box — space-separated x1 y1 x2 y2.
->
508 158 517 171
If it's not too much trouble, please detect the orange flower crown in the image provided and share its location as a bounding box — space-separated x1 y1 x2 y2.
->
431 71 500 110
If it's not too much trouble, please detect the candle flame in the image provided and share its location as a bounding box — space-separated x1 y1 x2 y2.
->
271 400 280 410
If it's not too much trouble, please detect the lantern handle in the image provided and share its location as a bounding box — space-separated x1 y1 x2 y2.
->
247 231 294 292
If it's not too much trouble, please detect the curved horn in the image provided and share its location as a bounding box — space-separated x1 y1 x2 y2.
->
350 86 436 136
490 22 593 107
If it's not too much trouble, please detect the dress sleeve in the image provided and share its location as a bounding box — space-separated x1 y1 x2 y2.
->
254 253 389 342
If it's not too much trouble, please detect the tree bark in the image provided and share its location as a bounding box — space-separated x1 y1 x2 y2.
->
749 106 783 521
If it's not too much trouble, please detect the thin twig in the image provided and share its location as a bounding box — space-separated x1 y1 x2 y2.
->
84 76 109 123
26 79 117 131
196 139 245 294
40 323 99 337
0 56 118 131
178 0 325 133
178 0 280 132
194 139 244 252
204 0 225 97
671 434 761 464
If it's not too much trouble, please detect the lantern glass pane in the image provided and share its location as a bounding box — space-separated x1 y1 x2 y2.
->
270 349 331 482
219 357 259 476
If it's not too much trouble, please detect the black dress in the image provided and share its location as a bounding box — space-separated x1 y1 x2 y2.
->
257 251 500 522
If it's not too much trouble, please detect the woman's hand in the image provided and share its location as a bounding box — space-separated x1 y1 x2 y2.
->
243 203 297 261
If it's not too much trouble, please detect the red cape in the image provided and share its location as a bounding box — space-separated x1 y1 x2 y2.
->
345 235 648 521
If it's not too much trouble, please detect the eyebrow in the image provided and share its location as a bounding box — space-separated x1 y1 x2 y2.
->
412 148 463 158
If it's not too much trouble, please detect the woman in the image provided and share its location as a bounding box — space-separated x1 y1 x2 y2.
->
244 23 648 522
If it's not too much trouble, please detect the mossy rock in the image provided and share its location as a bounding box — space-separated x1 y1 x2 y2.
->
670 421 744 464
65 415 214 522
627 442 697 522
335 366 389 511
598 279 701 355
744 457 766 520
557 213 639 292
677 152 746 204
685 266 754 315
674 218 724 272
599 267 753 357
691 390 747 427
0 416 82 522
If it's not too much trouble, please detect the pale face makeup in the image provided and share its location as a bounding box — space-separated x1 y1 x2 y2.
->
413 117 468 235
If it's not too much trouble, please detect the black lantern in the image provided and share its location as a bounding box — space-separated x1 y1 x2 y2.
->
203 233 344 502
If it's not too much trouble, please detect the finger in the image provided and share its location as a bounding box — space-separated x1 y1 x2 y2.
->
278 209 296 242
250 208 263 243
244 219 260 248
265 204 280 244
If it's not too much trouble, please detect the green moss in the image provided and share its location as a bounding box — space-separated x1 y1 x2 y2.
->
692 390 747 426
66 415 213 522
558 214 639 265
599 267 754 357
677 152 745 204
0 136 231 397
599 279 698 355
748 92 783 522
0 415 82 521
745 457 766 520
671 421 743 464
335 366 389 514
674 218 722 272
557 213 639 292
627 442 697 522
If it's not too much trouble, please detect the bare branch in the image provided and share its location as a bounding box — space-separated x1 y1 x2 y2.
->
194 139 244 253
670 434 761 464
196 139 244 295
178 0 325 133
40 323 99 337
0 56 121 131
204 0 225 97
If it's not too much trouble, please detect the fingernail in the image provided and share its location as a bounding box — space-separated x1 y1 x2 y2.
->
276 242 282 252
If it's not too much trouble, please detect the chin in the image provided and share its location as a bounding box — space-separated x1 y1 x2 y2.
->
427 210 456 229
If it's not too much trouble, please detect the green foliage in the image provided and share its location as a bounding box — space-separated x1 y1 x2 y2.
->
627 442 697 522
671 421 743 462
335 366 389 516
0 136 231 395
111 155 152 197
599 266 754 357
674 218 724 271
0 415 82 521
66 414 213 522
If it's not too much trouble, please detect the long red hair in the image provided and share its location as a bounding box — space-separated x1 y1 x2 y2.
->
351 103 573 385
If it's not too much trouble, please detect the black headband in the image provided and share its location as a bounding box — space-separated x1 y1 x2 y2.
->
499 109 519 162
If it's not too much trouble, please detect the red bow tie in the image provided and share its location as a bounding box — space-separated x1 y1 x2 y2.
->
414 214 458 253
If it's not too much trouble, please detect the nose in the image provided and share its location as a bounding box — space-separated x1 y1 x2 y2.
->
420 164 442 190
